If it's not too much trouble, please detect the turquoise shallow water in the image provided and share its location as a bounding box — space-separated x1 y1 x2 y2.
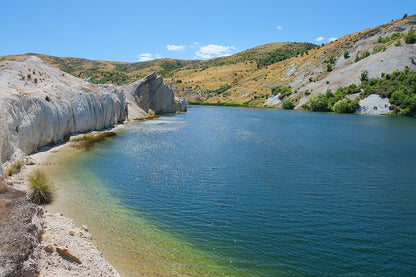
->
48 107 416 276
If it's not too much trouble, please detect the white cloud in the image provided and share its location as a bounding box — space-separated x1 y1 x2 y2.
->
276 25 283 30
138 53 161 62
328 37 338 42
316 36 325 42
190 42 199 49
195 44 235 59
166 44 186 51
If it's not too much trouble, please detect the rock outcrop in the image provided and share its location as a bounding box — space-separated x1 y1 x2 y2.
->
0 56 187 176
122 72 188 120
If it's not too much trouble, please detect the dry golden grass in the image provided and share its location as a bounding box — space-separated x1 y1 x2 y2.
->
71 131 116 150
5 160 24 177
0 179 8 193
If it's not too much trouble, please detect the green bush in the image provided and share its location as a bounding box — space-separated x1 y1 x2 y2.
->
355 50 371 62
404 28 415 44
281 98 295 109
343 51 350 59
326 64 333 72
373 45 386 53
332 99 359 113
28 169 55 204
303 91 337 112
272 86 292 99
360 71 369 82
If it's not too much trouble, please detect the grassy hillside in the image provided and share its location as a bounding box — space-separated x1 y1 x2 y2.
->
0 42 315 88
0 53 200 85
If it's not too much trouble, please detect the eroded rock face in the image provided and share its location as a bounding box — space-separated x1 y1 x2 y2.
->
0 57 127 165
121 72 187 119
0 56 187 168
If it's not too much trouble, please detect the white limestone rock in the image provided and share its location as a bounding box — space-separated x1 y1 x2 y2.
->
0 56 187 169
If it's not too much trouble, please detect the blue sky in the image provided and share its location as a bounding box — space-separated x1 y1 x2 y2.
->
1 0 414 62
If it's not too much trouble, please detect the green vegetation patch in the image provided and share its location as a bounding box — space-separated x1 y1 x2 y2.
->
332 99 360 113
256 43 316 68
303 68 416 116
204 84 232 96
271 86 292 99
281 98 295 109
355 50 371 62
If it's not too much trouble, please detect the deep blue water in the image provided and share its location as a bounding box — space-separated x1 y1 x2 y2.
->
50 106 416 276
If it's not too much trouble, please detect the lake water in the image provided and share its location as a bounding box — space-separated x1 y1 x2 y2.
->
47 106 416 276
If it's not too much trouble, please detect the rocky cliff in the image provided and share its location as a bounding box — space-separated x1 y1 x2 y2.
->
122 72 188 119
0 56 187 178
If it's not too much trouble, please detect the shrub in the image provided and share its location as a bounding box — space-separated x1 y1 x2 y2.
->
326 64 333 72
0 179 8 193
332 99 359 113
343 51 349 59
360 71 369 82
6 160 23 177
355 50 371 62
281 98 295 109
272 86 292 99
28 169 55 204
404 28 415 44
303 92 336 112
373 45 386 53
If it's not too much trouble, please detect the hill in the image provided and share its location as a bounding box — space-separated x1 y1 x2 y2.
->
0 54 200 85
166 15 416 111
2 15 416 115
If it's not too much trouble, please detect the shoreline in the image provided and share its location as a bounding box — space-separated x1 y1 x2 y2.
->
2 126 125 276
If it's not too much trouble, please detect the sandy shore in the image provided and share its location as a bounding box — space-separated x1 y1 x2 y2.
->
3 128 124 277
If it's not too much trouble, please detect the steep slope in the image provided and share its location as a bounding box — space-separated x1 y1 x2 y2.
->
168 15 416 109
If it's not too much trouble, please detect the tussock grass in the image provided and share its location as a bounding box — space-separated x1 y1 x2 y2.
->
6 160 24 177
0 179 8 193
28 169 55 204
71 131 116 150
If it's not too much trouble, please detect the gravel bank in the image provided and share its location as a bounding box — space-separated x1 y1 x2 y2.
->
1 139 121 277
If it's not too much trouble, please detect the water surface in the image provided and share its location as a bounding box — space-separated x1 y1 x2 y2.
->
48 107 416 276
